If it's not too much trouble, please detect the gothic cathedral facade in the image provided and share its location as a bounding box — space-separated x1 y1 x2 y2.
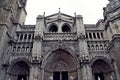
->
0 0 120 80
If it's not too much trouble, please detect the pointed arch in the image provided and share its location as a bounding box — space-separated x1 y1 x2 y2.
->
42 49 80 80
8 59 30 80
48 23 58 32
41 45 80 69
90 57 114 80
62 23 71 32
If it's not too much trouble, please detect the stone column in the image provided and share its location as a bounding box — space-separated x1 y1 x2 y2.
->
26 34 29 41
112 61 120 80
29 67 33 80
18 34 20 41
31 15 45 80
75 15 85 36
41 68 44 80
96 33 98 40
77 68 81 80
109 22 116 35
29 66 39 80
111 71 116 80
32 15 44 58
75 14 89 56
87 65 93 80
91 33 94 40
81 64 93 80
81 65 88 80
104 72 112 80
58 22 62 33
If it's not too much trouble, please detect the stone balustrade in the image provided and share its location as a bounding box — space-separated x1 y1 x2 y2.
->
87 40 109 51
10 52 32 62
43 32 77 40
16 32 34 42
89 51 110 60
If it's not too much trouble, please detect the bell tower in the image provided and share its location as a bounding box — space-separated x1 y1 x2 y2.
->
104 0 120 40
104 0 120 79
0 0 27 80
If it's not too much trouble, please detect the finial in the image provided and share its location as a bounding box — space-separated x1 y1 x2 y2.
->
59 8 61 13
44 12 45 16
74 12 76 17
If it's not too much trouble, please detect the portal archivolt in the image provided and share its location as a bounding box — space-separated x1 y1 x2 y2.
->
44 49 79 80
91 59 114 80
9 61 30 80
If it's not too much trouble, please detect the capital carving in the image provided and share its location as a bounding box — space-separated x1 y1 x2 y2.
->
34 33 43 41
32 55 41 63
78 33 86 40
80 54 90 63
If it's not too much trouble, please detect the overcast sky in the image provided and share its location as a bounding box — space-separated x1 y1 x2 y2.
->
25 0 109 25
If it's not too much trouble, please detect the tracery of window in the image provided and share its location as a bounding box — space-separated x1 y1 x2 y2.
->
62 24 71 32
49 24 58 32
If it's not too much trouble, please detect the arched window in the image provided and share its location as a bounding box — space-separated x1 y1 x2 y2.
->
20 34 23 40
97 33 100 39
62 24 71 32
96 45 99 50
32 34 34 40
88 45 90 50
93 33 96 39
100 45 103 50
91 45 94 50
101 33 103 39
17 46 21 52
26 46 29 52
28 34 31 40
86 33 88 39
24 34 27 40
17 34 19 40
104 45 107 50
49 24 58 32
89 33 92 39
30 47 32 52
22 46 25 52
13 46 16 52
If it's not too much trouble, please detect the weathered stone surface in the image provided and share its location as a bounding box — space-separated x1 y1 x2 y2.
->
0 0 120 80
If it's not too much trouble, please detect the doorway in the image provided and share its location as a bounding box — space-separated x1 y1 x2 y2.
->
53 72 60 80
53 71 68 80
17 75 27 80
95 73 104 80
92 59 113 80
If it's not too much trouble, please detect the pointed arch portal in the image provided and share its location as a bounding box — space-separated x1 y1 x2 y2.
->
9 61 30 80
91 59 114 80
43 49 79 80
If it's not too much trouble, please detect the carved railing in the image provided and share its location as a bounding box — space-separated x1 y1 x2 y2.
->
87 40 109 51
43 33 77 40
10 52 32 61
89 51 110 60
17 39 33 42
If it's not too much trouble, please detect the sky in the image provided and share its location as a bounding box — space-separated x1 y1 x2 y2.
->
25 0 109 25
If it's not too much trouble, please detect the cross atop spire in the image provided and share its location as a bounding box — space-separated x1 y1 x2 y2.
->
59 8 61 13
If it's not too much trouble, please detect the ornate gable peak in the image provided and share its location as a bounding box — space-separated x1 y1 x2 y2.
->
45 12 74 21
45 12 74 24
46 12 73 18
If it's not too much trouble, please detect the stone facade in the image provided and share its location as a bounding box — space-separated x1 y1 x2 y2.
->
0 0 120 80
